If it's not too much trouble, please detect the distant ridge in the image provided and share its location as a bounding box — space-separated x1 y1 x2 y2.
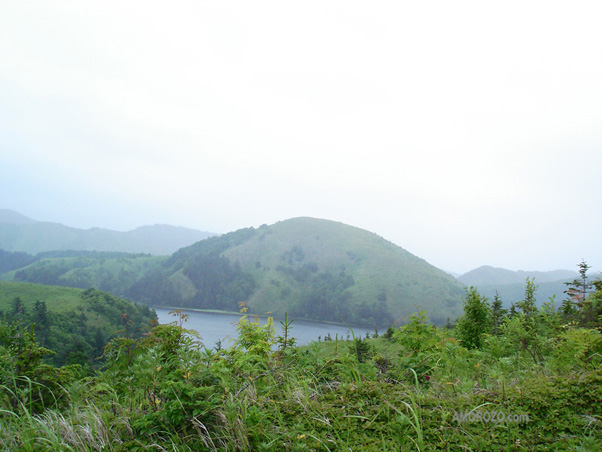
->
455 265 598 308
458 265 578 287
0 209 216 255
0 209 37 225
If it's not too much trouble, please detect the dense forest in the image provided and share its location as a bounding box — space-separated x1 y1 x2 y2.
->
127 227 259 312
1 263 601 450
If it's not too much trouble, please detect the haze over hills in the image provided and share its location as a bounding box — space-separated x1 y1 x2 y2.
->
130 217 465 327
2 217 465 327
4 209 592 326
0 209 216 255
0 209 38 225
455 265 601 308
457 265 578 287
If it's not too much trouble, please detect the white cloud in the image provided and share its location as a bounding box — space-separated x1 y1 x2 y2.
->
1 0 601 273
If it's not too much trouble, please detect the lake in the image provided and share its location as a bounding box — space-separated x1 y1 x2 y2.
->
154 308 366 348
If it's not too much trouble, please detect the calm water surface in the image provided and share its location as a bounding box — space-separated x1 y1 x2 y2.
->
155 308 363 348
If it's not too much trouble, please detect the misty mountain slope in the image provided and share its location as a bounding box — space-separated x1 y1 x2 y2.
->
0 209 37 225
0 210 216 255
456 265 602 308
1 250 167 298
132 217 464 327
458 265 578 286
474 280 570 308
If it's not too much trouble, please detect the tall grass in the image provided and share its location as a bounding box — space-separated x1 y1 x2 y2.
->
2 306 602 451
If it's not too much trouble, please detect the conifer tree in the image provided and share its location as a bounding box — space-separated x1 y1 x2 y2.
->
516 278 538 332
32 300 50 346
490 291 507 335
11 296 25 321
517 278 538 317
564 260 593 312
456 287 491 349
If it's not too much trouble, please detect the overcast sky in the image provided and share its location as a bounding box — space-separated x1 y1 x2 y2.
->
1 1 601 274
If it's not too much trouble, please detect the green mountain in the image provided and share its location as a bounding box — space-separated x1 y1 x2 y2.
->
1 250 166 298
0 281 157 367
0 209 216 255
0 249 37 274
130 217 464 327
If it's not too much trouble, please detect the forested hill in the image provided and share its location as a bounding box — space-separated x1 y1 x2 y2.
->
129 217 464 327
0 209 215 255
0 282 157 367
0 250 166 298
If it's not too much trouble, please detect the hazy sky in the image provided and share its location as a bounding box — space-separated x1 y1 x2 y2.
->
1 1 601 274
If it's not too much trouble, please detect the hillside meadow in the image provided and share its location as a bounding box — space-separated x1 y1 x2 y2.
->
2 252 167 298
98 218 463 327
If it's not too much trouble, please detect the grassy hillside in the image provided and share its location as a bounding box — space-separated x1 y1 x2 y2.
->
0 281 83 313
132 218 464 327
224 218 463 325
0 210 215 255
0 281 157 367
2 251 167 298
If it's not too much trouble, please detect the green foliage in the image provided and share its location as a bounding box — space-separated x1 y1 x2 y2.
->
564 260 594 312
128 228 257 311
456 286 491 349
395 311 437 354
0 249 36 274
1 301 602 451
2 263 602 450
7 252 166 298
0 319 83 414
0 282 157 367
490 291 507 335
234 305 276 358
458 266 580 312
276 312 297 351
348 336 372 363
517 277 538 320
551 328 602 371
291 268 363 324
561 261 602 328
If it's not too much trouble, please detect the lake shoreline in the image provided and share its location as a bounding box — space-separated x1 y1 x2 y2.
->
152 305 364 330
153 307 364 347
